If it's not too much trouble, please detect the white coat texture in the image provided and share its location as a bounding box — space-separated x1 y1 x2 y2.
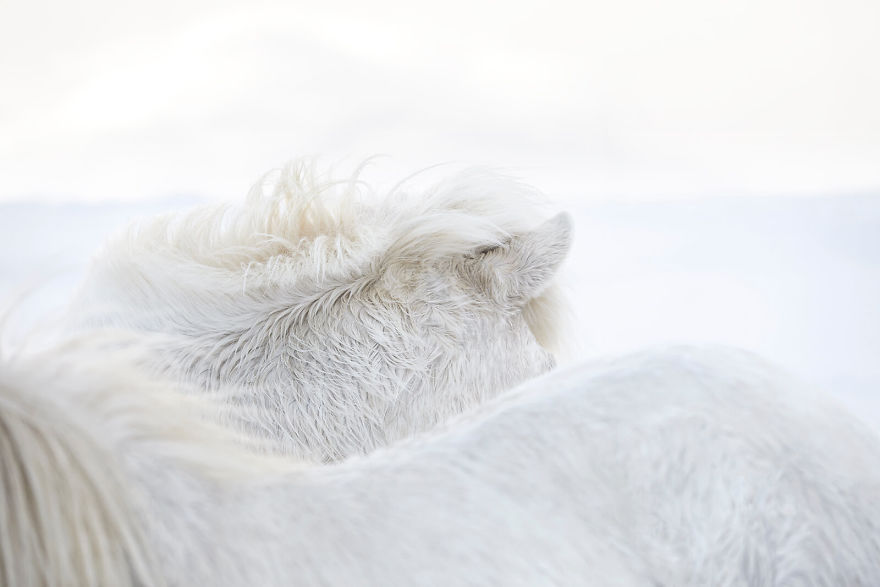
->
1 339 878 586
68 161 572 461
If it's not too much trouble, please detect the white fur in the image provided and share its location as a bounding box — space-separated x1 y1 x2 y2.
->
3 339 879 586
68 161 573 461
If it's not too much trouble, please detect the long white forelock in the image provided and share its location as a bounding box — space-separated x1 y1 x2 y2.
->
0 329 302 587
90 159 569 347
0 337 161 587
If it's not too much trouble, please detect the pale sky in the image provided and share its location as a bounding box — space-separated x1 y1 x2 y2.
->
2 0 879 202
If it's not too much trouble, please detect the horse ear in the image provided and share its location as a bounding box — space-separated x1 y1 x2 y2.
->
471 212 572 305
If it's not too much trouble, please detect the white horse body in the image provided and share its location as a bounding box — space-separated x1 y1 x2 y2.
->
67 162 572 462
3 341 878 586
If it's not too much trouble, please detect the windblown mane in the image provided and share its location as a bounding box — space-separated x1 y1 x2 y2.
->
83 160 569 352
0 336 285 587
0 341 159 586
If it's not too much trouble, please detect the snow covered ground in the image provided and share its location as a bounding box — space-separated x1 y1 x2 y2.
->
2 191 878 429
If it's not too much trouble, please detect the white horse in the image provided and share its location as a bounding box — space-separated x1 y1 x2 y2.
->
67 161 572 461
2 337 879 586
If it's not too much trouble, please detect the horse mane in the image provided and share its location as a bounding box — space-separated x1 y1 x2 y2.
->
88 159 569 352
0 342 158 586
0 335 286 587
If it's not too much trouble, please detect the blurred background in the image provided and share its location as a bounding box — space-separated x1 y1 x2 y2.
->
1 0 878 424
